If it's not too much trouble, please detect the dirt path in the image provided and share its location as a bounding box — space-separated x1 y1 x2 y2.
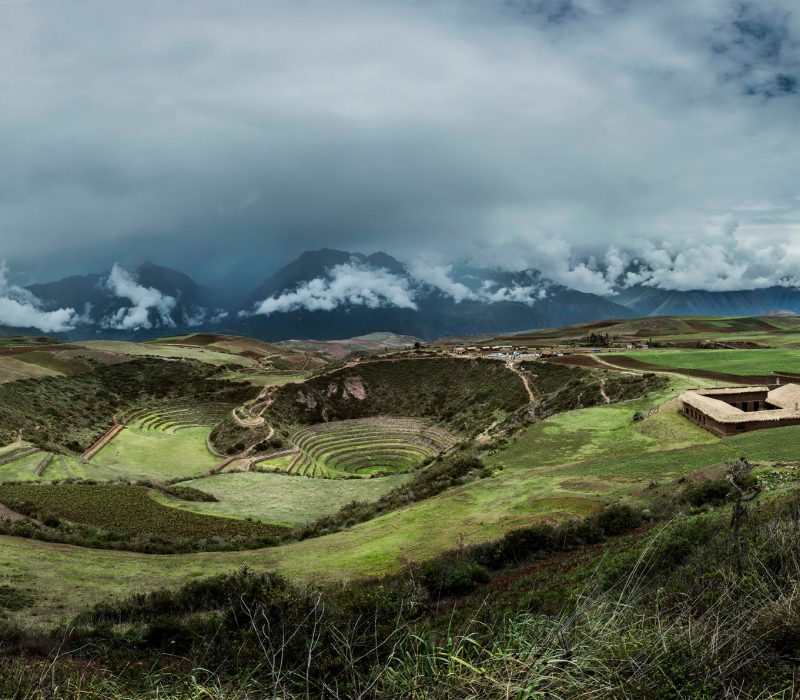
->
81 423 124 461
0 503 25 522
598 378 610 404
244 447 299 472
505 361 536 403
206 435 226 459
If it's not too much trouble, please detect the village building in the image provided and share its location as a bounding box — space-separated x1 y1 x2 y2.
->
680 384 800 437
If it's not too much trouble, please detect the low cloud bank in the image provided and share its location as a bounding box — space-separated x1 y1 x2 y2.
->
409 261 548 304
102 264 176 330
250 259 553 317
0 262 79 332
250 262 418 316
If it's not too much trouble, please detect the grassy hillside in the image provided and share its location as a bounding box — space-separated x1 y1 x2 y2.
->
0 358 253 452
266 358 530 436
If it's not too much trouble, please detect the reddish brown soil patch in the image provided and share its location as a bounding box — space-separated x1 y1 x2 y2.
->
239 349 266 360
540 354 611 369
582 320 620 330
0 345 80 357
82 423 124 460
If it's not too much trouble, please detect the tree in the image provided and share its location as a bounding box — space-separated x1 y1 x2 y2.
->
726 457 762 572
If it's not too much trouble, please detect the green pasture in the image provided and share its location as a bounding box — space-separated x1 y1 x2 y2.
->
253 453 297 470
90 424 218 480
613 348 800 375
161 471 411 525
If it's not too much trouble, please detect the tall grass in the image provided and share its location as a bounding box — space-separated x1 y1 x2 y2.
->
9 493 800 698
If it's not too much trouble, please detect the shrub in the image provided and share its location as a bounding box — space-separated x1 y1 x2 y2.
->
419 555 490 598
594 504 645 536
682 479 732 508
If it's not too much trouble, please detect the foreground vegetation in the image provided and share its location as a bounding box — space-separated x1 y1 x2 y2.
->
4 461 800 698
6 327 800 697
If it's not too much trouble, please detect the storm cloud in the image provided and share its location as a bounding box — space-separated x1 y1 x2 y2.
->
3 1 800 291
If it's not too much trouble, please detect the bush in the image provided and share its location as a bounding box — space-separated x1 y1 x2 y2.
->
594 504 645 536
419 555 490 597
682 479 732 508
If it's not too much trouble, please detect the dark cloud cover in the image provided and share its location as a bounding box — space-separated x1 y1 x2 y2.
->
2 0 800 292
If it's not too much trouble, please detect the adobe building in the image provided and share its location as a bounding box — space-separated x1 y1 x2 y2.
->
680 384 800 437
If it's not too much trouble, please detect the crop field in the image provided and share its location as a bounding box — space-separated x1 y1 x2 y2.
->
0 484 286 541
481 316 800 355
77 340 256 367
162 471 411 525
286 417 458 477
610 348 800 376
0 356 61 383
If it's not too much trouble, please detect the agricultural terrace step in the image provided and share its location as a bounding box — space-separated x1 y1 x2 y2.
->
290 427 453 449
323 446 433 467
0 447 40 467
327 453 425 469
295 435 443 457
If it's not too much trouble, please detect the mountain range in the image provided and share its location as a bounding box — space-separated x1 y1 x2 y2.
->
9 249 800 341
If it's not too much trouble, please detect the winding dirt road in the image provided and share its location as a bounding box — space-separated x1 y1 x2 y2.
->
505 361 536 403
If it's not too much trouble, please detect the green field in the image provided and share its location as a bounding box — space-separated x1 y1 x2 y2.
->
90 423 219 480
164 471 411 525
5 345 800 629
0 451 139 483
613 348 800 375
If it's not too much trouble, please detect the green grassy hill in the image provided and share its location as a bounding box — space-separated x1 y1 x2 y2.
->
266 357 530 436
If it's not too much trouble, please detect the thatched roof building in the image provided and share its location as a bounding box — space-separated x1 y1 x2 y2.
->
680 384 800 436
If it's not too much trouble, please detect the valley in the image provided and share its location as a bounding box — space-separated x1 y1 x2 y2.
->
3 316 800 696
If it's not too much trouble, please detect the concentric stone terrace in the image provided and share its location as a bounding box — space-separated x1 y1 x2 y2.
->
283 417 458 478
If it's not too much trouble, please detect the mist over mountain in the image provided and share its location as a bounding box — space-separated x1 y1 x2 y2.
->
6 249 800 342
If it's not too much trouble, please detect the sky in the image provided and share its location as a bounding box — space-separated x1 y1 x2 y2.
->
2 0 800 294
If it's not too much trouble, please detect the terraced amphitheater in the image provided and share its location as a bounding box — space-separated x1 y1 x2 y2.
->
121 402 230 434
277 417 458 478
